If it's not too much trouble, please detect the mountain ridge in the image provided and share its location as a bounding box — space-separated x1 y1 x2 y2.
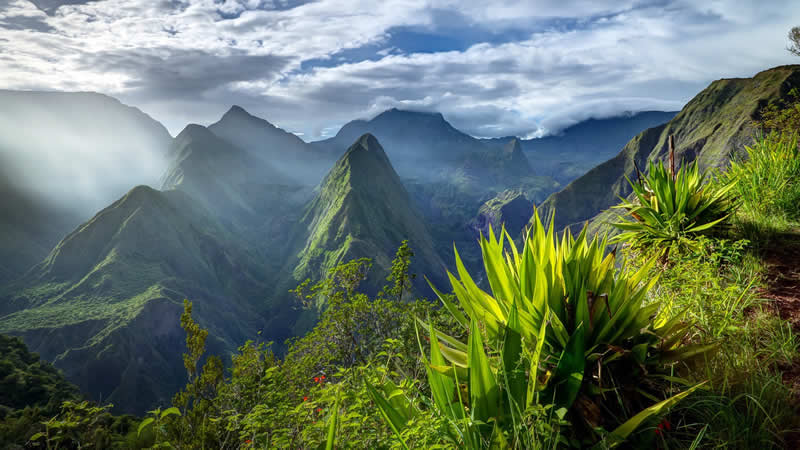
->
539 65 800 232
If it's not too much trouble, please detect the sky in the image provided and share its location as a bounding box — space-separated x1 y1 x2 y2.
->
0 0 798 140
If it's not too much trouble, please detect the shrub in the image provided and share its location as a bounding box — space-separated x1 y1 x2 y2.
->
372 210 710 448
612 157 735 251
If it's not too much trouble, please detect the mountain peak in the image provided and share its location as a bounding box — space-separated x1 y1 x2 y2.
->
176 123 214 141
219 104 262 123
338 133 393 175
375 108 445 122
504 138 522 154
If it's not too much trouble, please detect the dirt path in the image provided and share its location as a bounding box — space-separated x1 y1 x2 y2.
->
759 231 800 446
762 231 800 331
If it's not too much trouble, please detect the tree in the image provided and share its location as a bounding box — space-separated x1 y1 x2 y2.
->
789 26 800 56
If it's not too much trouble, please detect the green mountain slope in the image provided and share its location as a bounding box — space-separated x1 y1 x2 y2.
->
293 133 444 289
470 190 533 239
0 186 266 414
161 123 312 273
540 65 800 231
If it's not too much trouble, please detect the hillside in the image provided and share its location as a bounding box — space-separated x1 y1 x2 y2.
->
0 186 266 414
540 65 800 231
0 174 82 284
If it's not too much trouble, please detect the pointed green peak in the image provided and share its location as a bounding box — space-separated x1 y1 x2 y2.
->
339 133 393 170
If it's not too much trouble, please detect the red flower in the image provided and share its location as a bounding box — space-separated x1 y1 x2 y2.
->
655 418 671 436
314 377 320 383
316 407 322 413
321 375 326 380
244 440 252 444
303 396 308 402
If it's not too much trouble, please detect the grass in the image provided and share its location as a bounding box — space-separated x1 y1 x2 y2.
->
617 131 800 448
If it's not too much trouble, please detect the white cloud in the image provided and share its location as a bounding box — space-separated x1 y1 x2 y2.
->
0 0 797 137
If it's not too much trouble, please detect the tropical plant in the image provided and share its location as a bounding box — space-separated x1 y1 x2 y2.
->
612 154 735 251
371 210 710 448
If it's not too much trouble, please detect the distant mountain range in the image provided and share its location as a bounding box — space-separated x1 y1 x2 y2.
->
5 64 794 415
481 111 678 184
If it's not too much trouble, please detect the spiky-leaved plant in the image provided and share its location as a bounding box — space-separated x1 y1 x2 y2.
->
369 210 710 448
612 157 735 251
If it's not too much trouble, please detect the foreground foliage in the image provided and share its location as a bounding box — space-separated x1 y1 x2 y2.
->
369 211 711 448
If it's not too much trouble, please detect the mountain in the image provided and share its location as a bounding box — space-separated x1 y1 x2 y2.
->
0 91 172 284
161 123 313 274
162 124 292 219
0 186 266 414
539 65 800 232
313 109 559 276
208 106 333 185
462 138 533 181
290 134 444 298
481 111 677 184
313 108 494 178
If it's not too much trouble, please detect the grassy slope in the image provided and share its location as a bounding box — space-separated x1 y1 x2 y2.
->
540 65 800 232
0 186 266 414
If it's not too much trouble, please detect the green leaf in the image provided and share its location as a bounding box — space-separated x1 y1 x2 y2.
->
607 382 707 447
502 303 525 417
137 417 154 437
159 407 181 419
551 324 585 409
365 379 411 450
28 432 45 441
468 318 500 425
325 388 341 450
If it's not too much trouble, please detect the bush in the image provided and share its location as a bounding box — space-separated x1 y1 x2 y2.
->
725 132 800 224
612 156 735 252
372 210 710 448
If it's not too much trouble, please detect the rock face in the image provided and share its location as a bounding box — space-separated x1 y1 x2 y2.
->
470 190 533 238
539 65 800 232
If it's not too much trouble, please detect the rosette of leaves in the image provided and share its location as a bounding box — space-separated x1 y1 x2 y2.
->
369 210 710 448
612 158 735 251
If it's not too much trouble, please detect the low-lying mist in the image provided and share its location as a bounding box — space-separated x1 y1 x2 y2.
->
0 91 172 221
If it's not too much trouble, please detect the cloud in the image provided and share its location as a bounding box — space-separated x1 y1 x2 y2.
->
84 48 290 99
0 0 797 138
